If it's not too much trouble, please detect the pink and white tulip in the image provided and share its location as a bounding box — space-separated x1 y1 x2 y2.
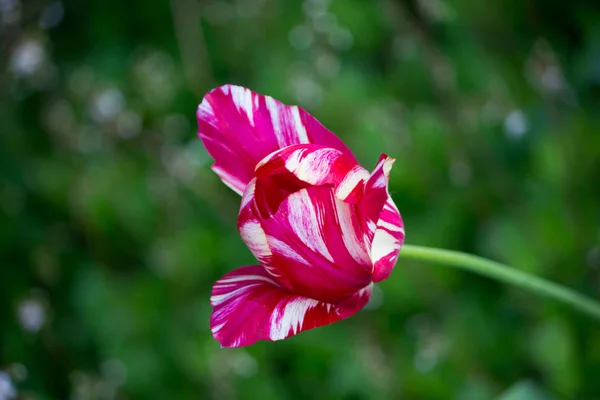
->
197 85 405 347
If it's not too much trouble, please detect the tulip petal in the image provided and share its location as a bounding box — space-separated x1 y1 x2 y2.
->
257 186 373 302
371 197 405 282
210 265 372 347
197 85 356 195
253 144 369 217
239 179 372 298
360 154 405 282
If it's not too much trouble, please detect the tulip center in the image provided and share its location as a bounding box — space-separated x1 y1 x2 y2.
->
253 160 312 218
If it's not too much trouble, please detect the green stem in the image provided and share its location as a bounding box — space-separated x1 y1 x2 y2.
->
398 244 600 320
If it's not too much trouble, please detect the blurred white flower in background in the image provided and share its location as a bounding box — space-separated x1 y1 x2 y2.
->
91 88 125 123
17 297 46 333
0 372 16 400
504 109 529 140
10 39 45 77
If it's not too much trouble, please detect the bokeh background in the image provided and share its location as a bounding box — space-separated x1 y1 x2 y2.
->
2 0 600 399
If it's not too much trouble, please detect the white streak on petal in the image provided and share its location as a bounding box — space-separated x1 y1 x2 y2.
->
371 229 400 264
240 179 256 210
335 166 369 200
240 220 272 259
230 86 255 127
212 322 226 333
366 219 377 233
285 148 338 183
212 165 245 195
377 220 404 233
197 101 218 128
211 284 261 305
382 158 394 176
287 190 334 262
216 274 279 286
384 200 398 212
373 174 386 188
335 198 370 265
266 96 285 147
267 236 312 266
291 106 309 143
270 297 319 340
281 148 306 172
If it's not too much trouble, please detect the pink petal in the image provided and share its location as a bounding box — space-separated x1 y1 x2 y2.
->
250 185 373 303
210 265 372 347
360 154 405 282
371 197 405 282
197 85 356 195
253 145 369 216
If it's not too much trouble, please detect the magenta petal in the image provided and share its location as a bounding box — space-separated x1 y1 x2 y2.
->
371 197 405 282
239 180 371 300
210 265 372 348
197 85 356 195
254 144 369 209
360 154 405 282
258 186 372 302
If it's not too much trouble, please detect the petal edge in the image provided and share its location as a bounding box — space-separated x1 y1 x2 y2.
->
210 265 372 347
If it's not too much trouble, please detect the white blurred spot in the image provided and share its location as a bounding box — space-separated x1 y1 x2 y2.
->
39 1 64 29
100 359 127 387
303 0 328 19
290 75 322 108
185 139 211 168
328 27 353 51
162 142 206 184
504 110 528 139
417 0 455 22
540 65 564 92
393 36 417 60
134 51 176 108
315 52 340 78
289 25 314 50
0 372 16 400
10 39 45 76
230 351 258 377
414 348 438 373
91 88 125 122
17 298 46 333
311 11 337 33
116 110 142 139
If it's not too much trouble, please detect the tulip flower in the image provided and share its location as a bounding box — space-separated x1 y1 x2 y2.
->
196 85 600 347
197 85 405 347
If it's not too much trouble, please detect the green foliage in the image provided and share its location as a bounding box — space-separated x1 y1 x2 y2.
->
2 0 600 398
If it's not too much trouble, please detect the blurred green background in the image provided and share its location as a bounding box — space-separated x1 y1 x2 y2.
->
2 0 600 398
